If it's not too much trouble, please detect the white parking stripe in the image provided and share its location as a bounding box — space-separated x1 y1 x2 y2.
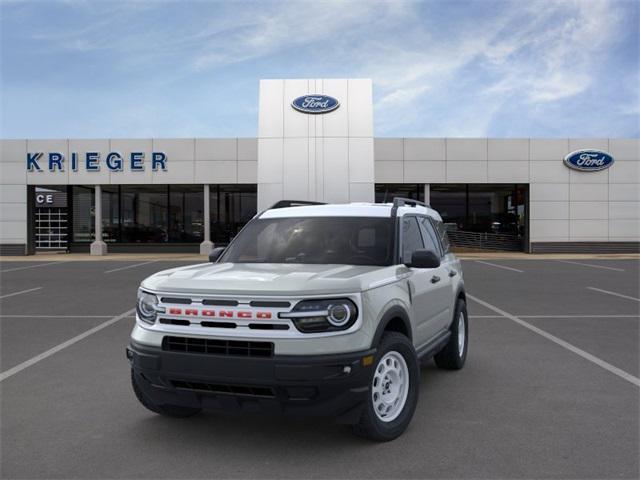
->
469 314 640 319
587 287 640 303
0 315 132 318
104 261 158 274
0 261 69 273
467 294 640 388
557 260 625 272
0 287 43 300
0 308 135 382
475 261 524 273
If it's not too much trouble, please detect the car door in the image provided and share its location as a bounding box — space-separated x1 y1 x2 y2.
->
418 216 454 333
400 215 449 347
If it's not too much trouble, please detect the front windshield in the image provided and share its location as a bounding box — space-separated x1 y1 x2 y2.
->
220 216 394 266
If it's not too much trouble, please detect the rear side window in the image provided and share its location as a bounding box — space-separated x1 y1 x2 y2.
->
433 219 451 254
402 217 424 263
418 217 442 257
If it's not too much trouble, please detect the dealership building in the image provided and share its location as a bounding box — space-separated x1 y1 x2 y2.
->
1 78 639 255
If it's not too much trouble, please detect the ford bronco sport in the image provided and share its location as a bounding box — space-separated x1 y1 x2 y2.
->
128 198 468 441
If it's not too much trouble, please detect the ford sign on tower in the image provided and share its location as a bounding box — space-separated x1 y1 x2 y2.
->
292 95 340 114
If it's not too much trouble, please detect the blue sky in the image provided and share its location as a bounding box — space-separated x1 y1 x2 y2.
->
1 0 638 138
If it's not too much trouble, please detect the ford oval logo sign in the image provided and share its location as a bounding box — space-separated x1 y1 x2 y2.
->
564 149 614 172
291 95 339 114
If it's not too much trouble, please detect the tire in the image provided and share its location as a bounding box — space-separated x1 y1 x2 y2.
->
434 298 468 370
353 332 419 442
131 369 202 418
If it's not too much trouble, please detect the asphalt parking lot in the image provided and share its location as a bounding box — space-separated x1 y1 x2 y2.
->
1 257 638 479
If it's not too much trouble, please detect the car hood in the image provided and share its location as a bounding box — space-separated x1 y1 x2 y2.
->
141 262 402 296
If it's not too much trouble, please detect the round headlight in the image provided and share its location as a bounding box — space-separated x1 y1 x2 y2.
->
137 290 159 324
327 303 351 327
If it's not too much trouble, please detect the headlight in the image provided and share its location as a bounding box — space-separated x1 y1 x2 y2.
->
136 290 163 324
280 298 358 333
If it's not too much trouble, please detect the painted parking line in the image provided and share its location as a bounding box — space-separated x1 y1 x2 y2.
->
587 287 640 303
0 261 69 273
469 314 640 319
0 287 43 300
475 261 524 273
0 308 135 382
557 260 625 272
104 260 158 274
467 293 640 388
0 315 134 318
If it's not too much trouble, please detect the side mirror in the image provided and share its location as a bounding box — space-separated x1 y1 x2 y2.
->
405 249 440 269
208 247 226 263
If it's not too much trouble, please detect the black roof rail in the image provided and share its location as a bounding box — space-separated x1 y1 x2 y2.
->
269 200 327 209
390 197 431 217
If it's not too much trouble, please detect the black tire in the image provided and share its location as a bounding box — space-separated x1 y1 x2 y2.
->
434 298 468 370
352 332 419 442
131 369 202 418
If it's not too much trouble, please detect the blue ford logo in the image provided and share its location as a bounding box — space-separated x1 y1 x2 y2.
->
564 149 614 172
291 95 339 114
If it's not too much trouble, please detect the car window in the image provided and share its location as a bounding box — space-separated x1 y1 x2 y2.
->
433 219 451 254
220 217 394 266
418 217 442 257
402 217 424 263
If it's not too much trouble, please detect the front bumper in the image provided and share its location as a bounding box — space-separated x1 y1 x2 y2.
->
127 341 376 423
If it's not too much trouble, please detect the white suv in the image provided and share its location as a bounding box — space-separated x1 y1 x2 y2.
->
128 198 468 441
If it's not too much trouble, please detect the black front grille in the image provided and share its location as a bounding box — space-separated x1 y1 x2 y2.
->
171 380 275 397
162 336 274 357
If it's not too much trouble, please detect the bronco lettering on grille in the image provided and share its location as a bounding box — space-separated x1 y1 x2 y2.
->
166 308 272 320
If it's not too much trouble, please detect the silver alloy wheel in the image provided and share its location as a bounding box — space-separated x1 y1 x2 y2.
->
458 311 466 357
371 351 409 422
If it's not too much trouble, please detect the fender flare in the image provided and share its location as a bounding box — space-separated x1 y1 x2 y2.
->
448 286 467 329
370 305 413 348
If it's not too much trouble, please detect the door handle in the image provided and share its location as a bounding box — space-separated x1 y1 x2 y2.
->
430 275 441 284
448 270 457 277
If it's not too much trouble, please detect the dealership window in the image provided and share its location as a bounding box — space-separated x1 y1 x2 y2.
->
210 185 257 244
169 186 204 242
430 184 527 237
71 184 256 245
375 184 425 203
71 185 119 242
120 186 169 243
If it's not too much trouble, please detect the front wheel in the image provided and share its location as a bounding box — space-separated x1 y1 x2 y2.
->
352 332 419 442
434 298 468 370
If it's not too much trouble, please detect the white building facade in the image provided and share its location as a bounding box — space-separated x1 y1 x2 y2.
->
1 78 638 255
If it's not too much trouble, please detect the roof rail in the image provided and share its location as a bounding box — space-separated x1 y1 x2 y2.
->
390 197 430 217
269 200 327 209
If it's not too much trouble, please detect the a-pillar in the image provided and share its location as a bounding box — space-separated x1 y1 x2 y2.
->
199 184 213 255
90 185 107 255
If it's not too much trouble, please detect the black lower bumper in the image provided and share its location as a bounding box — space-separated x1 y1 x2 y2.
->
127 341 376 423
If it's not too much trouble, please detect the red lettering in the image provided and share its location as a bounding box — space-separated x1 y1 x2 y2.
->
169 307 182 315
201 309 216 317
219 310 233 318
256 312 272 319
237 311 252 319
185 309 198 316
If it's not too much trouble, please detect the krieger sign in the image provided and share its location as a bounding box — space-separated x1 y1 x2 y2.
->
27 151 168 172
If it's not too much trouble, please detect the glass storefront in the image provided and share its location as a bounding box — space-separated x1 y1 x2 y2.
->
71 184 256 245
430 184 527 237
375 184 425 203
210 185 257 244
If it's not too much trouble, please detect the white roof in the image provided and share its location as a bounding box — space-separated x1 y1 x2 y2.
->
260 202 443 221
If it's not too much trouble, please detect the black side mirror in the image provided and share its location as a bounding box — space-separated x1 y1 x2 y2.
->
208 247 226 263
405 249 440 269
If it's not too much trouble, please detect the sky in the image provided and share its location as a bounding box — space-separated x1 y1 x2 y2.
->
1 0 638 139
